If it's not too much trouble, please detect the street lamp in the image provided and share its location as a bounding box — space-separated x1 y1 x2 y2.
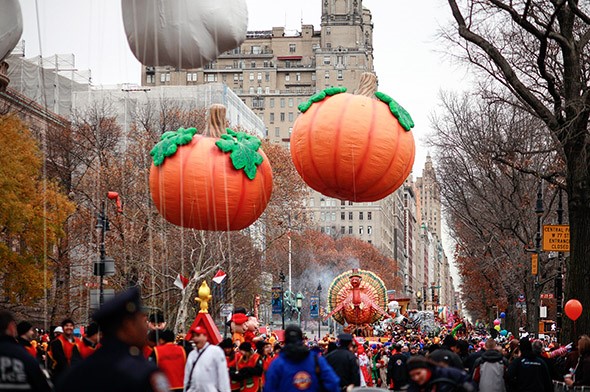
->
279 272 286 330
317 282 322 340
416 290 422 311
94 192 122 308
296 292 304 327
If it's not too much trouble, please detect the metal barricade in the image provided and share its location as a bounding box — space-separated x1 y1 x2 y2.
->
554 380 590 391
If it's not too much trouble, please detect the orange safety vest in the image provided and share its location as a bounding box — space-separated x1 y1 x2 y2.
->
24 344 37 358
56 335 80 365
154 343 187 390
237 353 261 392
227 352 242 392
78 339 99 359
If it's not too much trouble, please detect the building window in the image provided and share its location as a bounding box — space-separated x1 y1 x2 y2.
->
252 45 261 54
265 72 270 81
359 226 364 235
265 86 270 94
160 73 166 83
320 198 326 207
147 74 155 84
280 98 286 108
341 200 346 206
289 98 294 107
321 212 325 221
285 73 290 82
263 61 269 68
275 127 280 137
332 212 336 221
187 73 192 82
257 72 262 81
251 61 256 68
206 74 215 82
249 87 255 94
289 44 296 53
326 27 331 35
348 212 353 220
368 212 372 220
280 113 285 122
337 70 343 80
289 127 293 135
367 226 372 235
288 112 294 122
296 72 301 81
327 43 331 49
341 226 345 234
324 56 331 65
341 212 345 220
252 97 264 108
270 98 275 108
270 113 275 122
325 71 330 79
257 87 263 94
337 55 343 65
348 226 353 234
359 212 364 220
312 73 316 81
249 72 254 81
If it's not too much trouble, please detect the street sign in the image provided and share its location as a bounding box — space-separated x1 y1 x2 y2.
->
540 293 554 299
542 225 570 252
531 254 538 275
220 304 233 318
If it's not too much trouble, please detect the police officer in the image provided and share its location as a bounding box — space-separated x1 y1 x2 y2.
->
56 287 169 392
324 333 360 391
0 310 52 391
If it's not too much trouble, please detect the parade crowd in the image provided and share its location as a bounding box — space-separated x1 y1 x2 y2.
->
1 288 589 392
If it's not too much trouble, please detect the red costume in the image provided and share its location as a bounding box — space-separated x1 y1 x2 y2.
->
153 343 187 391
237 353 262 392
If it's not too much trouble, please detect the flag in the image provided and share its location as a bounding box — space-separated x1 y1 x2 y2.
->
174 274 189 290
212 269 227 284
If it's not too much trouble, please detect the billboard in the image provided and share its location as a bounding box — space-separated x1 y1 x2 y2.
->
310 295 319 318
272 286 283 315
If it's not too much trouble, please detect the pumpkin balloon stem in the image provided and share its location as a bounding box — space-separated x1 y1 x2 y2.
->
205 104 228 138
355 72 378 98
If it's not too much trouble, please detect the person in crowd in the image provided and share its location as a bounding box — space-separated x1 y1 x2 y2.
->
0 310 52 391
234 342 264 392
144 330 157 359
150 329 186 391
184 326 230 392
17 321 38 359
56 287 170 392
472 338 507 392
505 337 553 392
324 333 360 391
48 318 82 383
148 311 167 332
388 343 409 391
256 339 274 386
406 356 474 392
264 325 339 392
219 338 242 392
428 335 464 370
565 335 590 387
77 322 100 359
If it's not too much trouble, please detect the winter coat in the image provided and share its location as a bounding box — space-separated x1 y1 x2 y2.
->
473 349 507 392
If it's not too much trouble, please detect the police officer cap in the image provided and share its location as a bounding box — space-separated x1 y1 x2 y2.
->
92 287 143 328
337 333 353 343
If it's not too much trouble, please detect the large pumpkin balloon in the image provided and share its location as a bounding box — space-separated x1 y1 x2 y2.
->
149 104 273 231
0 0 23 62
122 0 248 68
290 73 415 202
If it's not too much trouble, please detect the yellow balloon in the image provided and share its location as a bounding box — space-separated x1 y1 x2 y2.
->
494 325 501 331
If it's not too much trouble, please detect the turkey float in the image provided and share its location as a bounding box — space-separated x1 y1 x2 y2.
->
122 0 248 68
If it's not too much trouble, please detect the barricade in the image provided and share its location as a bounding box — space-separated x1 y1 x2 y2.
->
554 380 590 391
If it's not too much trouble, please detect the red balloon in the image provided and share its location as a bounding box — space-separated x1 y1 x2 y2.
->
565 299 583 321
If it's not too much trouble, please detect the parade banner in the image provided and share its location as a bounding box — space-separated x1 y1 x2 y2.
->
310 295 319 318
272 286 283 315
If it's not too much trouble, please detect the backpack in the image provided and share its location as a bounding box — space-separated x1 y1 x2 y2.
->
473 356 507 392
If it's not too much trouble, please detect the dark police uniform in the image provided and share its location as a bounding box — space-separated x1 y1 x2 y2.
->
324 334 361 390
0 335 52 391
56 288 169 392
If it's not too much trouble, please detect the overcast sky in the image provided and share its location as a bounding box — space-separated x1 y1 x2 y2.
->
17 0 468 283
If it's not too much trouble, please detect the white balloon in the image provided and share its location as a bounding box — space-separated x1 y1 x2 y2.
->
0 0 23 62
122 0 248 68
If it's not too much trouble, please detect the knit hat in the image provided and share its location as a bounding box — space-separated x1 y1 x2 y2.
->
285 325 304 345
406 356 431 371
17 321 33 336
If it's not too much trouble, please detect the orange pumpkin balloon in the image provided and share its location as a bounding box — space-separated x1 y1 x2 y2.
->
149 105 273 231
290 73 415 202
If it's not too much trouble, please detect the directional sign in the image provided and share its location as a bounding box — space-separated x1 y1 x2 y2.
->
543 225 570 252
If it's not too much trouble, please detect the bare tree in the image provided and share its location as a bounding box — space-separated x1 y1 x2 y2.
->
446 0 590 340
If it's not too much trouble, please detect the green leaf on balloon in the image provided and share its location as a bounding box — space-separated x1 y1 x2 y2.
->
215 128 264 180
298 87 347 113
375 91 415 131
150 127 197 166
